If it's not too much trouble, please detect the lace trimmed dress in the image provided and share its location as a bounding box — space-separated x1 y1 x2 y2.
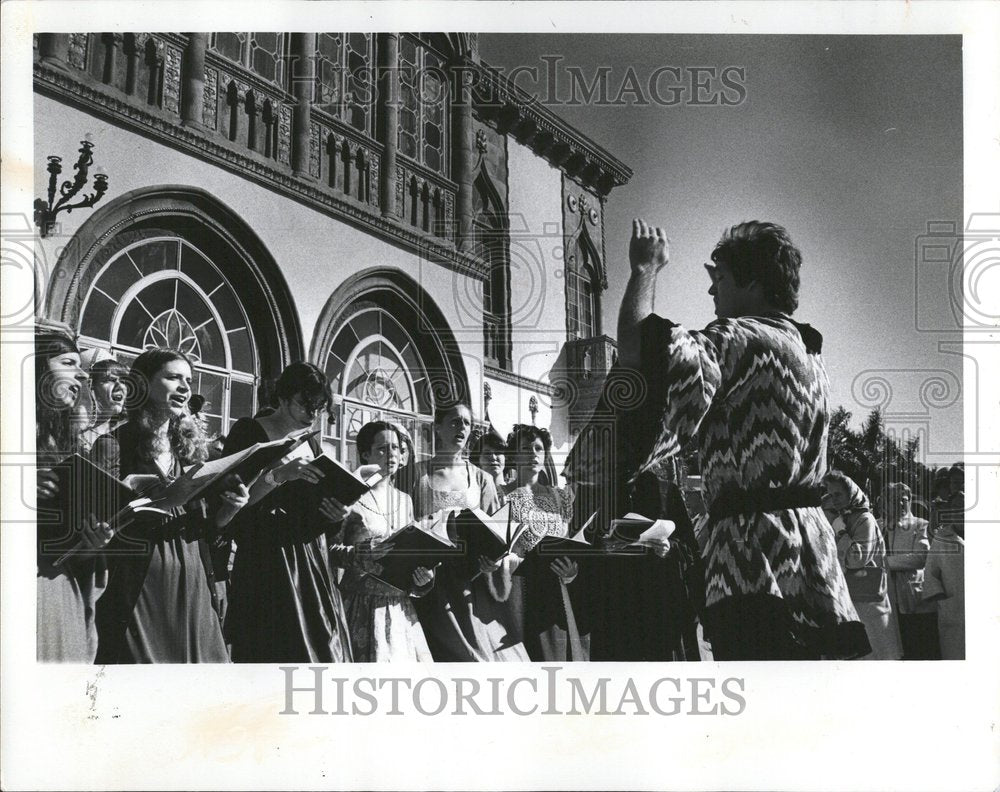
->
411 461 528 662
339 486 433 662
501 484 585 661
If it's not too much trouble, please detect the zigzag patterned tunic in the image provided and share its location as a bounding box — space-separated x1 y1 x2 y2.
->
633 313 867 658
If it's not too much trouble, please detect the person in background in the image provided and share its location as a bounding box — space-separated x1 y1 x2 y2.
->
470 424 509 505
410 401 528 661
339 421 434 662
79 356 128 452
389 420 416 498
35 329 112 662
91 347 249 663
922 463 965 659
823 471 902 660
880 482 939 660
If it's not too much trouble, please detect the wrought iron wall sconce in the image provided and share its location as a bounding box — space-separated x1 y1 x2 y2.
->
34 135 109 237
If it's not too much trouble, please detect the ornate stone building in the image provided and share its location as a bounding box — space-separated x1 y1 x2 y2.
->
33 32 631 468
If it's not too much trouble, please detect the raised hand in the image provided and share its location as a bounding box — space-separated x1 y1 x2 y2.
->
628 218 670 275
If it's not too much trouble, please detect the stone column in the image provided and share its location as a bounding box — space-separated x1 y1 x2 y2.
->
181 33 207 128
377 33 400 217
38 34 70 69
291 33 316 178
452 58 475 251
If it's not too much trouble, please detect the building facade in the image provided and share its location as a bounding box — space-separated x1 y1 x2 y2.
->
33 32 631 468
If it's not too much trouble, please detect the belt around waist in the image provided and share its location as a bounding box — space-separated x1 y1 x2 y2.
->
708 484 823 521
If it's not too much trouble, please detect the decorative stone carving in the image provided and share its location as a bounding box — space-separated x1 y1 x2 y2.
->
162 46 182 113
68 33 88 71
202 67 218 129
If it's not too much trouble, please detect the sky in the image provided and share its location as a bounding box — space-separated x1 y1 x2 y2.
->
479 34 964 461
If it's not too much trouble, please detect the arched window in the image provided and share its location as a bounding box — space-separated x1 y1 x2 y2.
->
566 237 601 341
474 173 511 369
322 305 435 468
314 33 373 135
77 237 258 438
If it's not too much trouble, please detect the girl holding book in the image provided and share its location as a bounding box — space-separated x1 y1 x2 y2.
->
339 421 434 662
90 347 248 663
222 362 365 663
35 328 114 662
411 401 528 661
494 424 585 662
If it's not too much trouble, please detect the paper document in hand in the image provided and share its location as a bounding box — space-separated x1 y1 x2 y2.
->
609 513 676 548
286 453 383 506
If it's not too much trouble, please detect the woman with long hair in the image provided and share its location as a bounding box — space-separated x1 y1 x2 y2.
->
340 420 434 662
78 356 128 451
222 362 361 662
90 347 248 663
410 401 528 661
495 424 585 661
35 329 113 662
824 471 903 660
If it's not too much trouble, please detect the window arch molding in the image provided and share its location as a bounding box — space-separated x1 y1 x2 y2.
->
310 267 470 407
44 184 305 380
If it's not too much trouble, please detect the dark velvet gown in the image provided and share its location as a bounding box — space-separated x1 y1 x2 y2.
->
222 418 352 663
90 423 228 663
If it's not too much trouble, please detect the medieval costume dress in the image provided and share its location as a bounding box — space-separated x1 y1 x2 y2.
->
90 423 228 663
222 418 352 663
587 313 868 660
410 461 528 662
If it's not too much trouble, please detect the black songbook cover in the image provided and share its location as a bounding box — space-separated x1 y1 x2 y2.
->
366 516 459 593
274 453 383 509
40 454 135 548
450 503 525 577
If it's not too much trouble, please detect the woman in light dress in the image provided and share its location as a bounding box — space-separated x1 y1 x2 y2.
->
340 421 435 662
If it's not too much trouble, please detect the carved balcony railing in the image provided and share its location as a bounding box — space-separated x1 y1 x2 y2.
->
564 334 617 380
309 106 382 210
65 32 187 117
394 155 457 242
204 49 295 167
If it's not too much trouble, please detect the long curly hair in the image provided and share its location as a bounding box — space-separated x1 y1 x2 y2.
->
35 329 81 463
126 347 208 465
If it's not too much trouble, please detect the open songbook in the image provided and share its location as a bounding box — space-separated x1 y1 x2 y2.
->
154 429 318 507
40 454 174 566
450 503 529 579
512 512 599 577
363 513 460 593
270 453 383 509
605 513 676 553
